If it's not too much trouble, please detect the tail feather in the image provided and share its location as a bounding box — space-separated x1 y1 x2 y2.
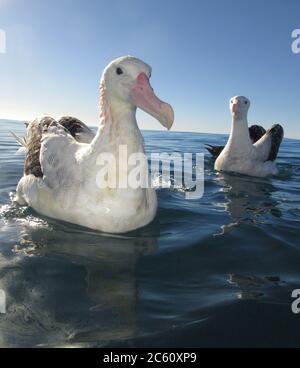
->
10 131 27 148
205 144 224 159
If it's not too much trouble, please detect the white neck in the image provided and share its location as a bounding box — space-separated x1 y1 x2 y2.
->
225 113 252 154
90 83 144 155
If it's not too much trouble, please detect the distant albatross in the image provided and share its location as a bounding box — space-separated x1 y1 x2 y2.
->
213 96 283 177
206 124 266 159
12 56 174 233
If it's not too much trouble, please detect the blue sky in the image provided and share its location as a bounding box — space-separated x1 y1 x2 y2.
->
0 0 299 137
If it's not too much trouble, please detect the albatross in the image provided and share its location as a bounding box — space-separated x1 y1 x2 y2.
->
13 56 174 233
205 124 266 159
214 96 283 177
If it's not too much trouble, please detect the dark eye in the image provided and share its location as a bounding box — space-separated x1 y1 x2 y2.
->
116 67 123 75
245 101 248 104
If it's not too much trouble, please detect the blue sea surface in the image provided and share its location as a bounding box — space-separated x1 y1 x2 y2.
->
0 119 299 347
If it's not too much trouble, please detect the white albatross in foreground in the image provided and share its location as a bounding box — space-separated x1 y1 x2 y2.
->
13 56 174 233
215 96 284 177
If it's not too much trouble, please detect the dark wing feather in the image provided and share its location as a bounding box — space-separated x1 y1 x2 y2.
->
249 125 266 143
253 123 284 162
266 124 284 161
25 117 57 177
24 116 94 178
58 116 95 143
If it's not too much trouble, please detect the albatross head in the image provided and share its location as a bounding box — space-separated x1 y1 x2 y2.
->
230 96 250 119
101 56 174 130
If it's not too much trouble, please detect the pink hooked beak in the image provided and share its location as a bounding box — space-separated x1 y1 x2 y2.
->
131 73 174 130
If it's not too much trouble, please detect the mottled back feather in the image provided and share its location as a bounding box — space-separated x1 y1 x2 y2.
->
24 117 56 177
24 116 94 178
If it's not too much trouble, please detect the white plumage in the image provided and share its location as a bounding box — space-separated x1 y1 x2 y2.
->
14 56 174 233
215 96 284 177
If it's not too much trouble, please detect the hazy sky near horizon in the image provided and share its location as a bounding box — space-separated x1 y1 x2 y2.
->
0 0 299 137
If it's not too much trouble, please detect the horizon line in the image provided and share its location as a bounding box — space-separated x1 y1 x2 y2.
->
0 118 297 141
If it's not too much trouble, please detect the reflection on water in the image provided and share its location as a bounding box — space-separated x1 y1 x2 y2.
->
0 205 158 347
215 172 282 234
228 274 283 300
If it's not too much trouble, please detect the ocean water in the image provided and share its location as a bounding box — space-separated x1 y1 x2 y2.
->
0 119 299 348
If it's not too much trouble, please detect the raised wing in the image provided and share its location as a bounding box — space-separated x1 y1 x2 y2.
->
58 116 95 143
254 124 284 162
249 125 266 143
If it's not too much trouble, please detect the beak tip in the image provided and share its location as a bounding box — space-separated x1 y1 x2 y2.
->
167 107 174 131
167 121 173 130
166 120 173 131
